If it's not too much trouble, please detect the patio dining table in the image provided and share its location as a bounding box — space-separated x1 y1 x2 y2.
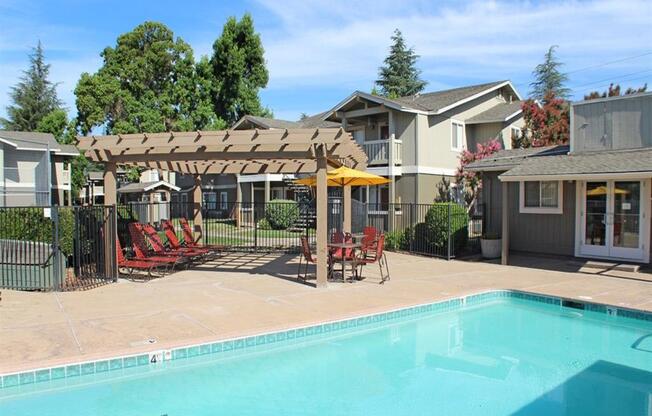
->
328 241 362 282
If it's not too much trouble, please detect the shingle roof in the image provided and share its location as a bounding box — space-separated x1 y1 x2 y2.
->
466 145 569 171
118 181 180 193
0 130 79 155
236 115 300 129
465 101 524 124
391 80 510 112
298 111 341 128
500 148 652 179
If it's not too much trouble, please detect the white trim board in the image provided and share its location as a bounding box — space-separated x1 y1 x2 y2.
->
500 172 652 182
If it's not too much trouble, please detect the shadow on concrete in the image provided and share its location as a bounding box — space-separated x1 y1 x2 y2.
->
189 252 318 288
476 251 652 284
511 360 652 416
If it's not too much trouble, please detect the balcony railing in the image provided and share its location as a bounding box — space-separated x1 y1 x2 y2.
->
362 139 402 166
61 170 71 185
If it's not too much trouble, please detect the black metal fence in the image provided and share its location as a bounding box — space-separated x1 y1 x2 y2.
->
351 202 483 259
116 200 482 260
0 205 117 291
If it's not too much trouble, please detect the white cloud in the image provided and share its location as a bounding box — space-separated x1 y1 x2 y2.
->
255 0 652 95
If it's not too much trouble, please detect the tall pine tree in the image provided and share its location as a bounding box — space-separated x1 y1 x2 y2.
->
375 29 427 98
529 45 570 102
211 13 270 125
1 42 62 131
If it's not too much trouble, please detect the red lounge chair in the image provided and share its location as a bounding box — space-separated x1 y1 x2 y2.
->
354 234 390 284
161 220 215 258
139 223 207 262
116 238 169 279
127 223 187 267
179 217 226 252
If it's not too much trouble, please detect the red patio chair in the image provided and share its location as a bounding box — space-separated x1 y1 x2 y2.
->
361 226 379 254
127 223 187 268
116 238 169 279
179 217 227 252
140 223 206 262
298 236 331 281
161 220 213 256
354 233 390 284
330 231 354 261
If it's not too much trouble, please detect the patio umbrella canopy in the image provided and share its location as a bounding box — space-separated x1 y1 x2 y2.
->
294 166 391 187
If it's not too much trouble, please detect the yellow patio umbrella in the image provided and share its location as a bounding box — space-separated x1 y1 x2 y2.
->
294 165 391 187
586 185 629 196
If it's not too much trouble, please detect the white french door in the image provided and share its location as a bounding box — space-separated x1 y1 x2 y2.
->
579 180 649 261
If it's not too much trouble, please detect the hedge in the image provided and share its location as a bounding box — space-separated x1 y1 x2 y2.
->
264 199 300 230
0 207 74 256
424 202 469 253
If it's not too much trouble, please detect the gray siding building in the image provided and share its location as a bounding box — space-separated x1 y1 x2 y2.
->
469 92 652 265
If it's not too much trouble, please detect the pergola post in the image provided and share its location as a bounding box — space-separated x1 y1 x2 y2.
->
501 181 509 265
315 145 328 288
343 185 352 232
264 178 271 203
193 175 203 244
235 176 242 228
103 161 117 206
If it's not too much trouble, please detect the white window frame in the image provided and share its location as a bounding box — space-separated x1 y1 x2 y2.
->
511 126 521 140
519 180 563 214
451 120 465 151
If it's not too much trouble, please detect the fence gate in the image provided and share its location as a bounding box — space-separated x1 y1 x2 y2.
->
0 205 117 291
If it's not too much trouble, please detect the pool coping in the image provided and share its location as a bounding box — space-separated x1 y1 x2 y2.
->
1 288 651 390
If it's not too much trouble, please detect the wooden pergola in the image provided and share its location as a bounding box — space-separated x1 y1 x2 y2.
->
77 128 367 287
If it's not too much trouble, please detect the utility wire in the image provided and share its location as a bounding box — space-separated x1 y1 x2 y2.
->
566 51 652 75
570 69 652 89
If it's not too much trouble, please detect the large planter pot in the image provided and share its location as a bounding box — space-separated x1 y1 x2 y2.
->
480 238 502 259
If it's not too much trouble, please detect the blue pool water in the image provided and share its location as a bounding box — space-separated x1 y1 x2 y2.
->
1 295 651 415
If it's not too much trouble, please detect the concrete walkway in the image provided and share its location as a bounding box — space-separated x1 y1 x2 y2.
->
1 252 651 374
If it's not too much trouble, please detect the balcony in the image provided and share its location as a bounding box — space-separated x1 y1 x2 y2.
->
362 139 402 166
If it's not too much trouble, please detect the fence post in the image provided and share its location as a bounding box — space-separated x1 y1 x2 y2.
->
254 204 258 252
409 204 414 253
446 203 452 260
51 205 62 290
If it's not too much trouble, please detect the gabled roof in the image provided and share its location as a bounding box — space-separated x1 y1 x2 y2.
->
232 115 300 130
329 80 521 117
466 145 569 171
499 147 652 181
465 101 524 124
0 130 79 155
118 180 180 194
232 113 340 131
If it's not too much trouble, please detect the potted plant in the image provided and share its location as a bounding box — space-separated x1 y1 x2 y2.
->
480 233 502 259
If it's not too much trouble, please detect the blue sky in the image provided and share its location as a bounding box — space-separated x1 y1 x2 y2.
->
1 0 651 123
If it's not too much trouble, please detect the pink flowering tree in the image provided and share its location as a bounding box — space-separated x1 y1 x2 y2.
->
455 139 502 211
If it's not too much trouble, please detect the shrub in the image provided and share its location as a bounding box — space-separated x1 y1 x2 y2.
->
257 217 272 230
264 199 299 230
424 203 469 254
0 207 74 256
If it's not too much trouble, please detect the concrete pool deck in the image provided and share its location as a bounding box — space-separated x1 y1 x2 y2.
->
1 252 651 374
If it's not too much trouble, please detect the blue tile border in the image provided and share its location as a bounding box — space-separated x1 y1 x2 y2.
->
2 289 651 390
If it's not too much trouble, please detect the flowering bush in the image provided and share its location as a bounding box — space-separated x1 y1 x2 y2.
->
455 139 502 210
515 91 569 148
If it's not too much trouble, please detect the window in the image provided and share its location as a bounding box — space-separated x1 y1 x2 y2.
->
451 121 464 151
511 127 521 142
519 181 563 214
203 192 217 210
379 125 389 141
219 191 228 210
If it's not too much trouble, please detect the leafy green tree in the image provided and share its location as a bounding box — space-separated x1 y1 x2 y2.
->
375 29 427 98
210 13 270 125
75 21 219 135
529 46 570 102
1 42 62 130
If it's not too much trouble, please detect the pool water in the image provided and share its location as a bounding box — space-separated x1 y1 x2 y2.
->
1 296 651 415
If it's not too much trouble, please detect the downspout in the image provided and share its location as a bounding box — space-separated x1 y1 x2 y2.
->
414 114 419 204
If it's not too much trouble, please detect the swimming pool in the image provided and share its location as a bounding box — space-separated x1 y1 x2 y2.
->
1 291 651 415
